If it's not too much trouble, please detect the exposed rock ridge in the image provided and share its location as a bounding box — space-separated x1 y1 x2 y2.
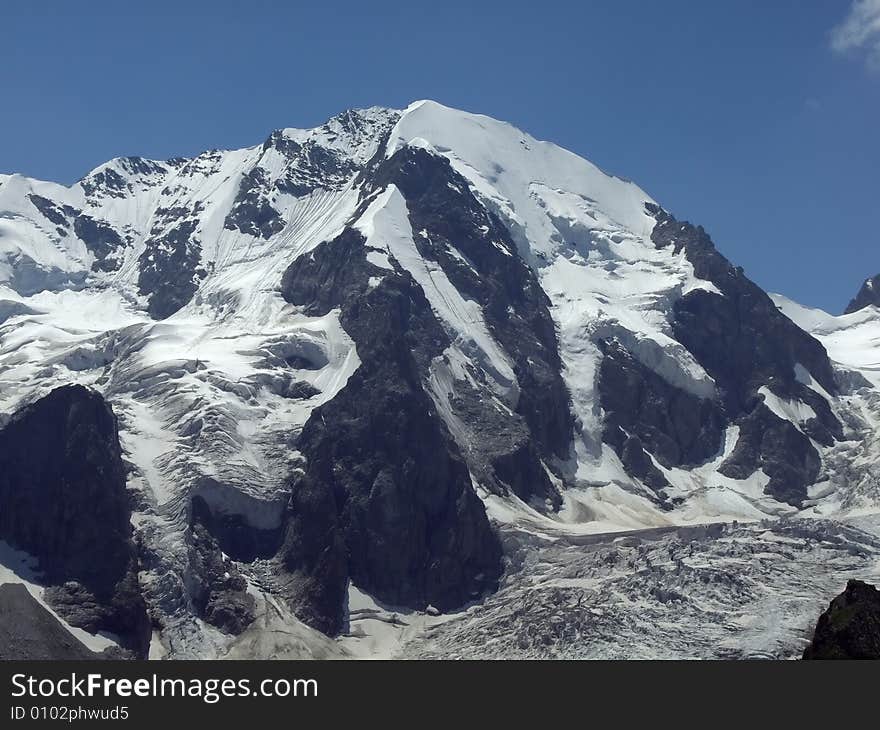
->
280 223 502 634
637 204 842 505
845 274 880 315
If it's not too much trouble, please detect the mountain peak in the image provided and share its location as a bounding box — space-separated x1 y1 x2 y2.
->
845 273 880 314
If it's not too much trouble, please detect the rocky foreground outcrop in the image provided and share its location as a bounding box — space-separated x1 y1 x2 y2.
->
0 584 100 660
0 385 150 657
803 579 880 659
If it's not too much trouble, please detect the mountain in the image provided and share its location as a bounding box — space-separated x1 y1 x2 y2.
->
0 100 878 659
845 274 880 315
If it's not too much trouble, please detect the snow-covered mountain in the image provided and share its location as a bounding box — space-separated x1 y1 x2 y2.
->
1 100 878 659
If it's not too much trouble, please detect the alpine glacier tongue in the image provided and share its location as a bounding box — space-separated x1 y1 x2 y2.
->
0 100 878 659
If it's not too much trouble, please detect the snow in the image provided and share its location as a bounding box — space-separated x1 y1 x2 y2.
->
388 100 658 252
758 386 817 428
336 584 465 659
276 106 399 169
396 518 880 659
772 293 880 386
770 293 880 517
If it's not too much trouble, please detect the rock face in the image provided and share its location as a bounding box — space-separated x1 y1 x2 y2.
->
280 224 502 635
0 386 150 656
185 497 257 635
369 147 574 476
845 274 880 315
649 206 838 402
137 204 206 319
224 168 285 239
803 579 880 659
646 204 841 506
0 584 100 660
598 337 725 497
73 215 127 272
27 193 128 274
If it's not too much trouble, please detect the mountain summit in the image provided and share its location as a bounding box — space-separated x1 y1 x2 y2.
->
1 101 879 658
845 274 880 315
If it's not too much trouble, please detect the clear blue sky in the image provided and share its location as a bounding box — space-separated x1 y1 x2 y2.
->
3 0 877 312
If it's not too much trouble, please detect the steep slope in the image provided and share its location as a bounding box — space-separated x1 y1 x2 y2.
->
0 100 877 657
0 386 150 656
770 294 880 513
802 579 880 659
845 274 880 315
0 584 101 660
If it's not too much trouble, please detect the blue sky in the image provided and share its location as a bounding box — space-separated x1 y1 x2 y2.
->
3 0 877 312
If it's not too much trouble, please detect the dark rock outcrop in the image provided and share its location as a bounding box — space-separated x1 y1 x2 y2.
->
224 168 285 238
279 469 348 636
597 338 725 493
370 147 574 471
447 382 558 506
717 403 821 506
758 377 842 447
114 156 168 181
845 274 880 315
617 434 670 494
356 146 572 506
284 380 321 400
0 386 131 589
185 497 256 635
648 205 837 409
28 193 76 227
28 194 127 272
80 167 129 199
43 568 147 658
271 135 358 197
0 584 100 660
78 159 168 202
803 579 880 659
73 215 127 272
646 204 841 505
137 204 206 319
280 226 502 635
268 108 399 198
0 385 150 655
